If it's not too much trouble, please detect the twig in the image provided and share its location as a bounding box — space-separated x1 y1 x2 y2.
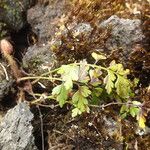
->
89 102 142 109
53 129 75 141
18 76 63 82
0 62 9 80
31 68 60 84
36 103 59 109
37 106 45 150
30 94 55 104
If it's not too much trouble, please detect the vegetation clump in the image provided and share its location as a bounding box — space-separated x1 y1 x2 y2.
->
19 52 148 129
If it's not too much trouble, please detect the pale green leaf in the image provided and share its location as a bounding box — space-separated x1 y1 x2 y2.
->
115 76 131 98
120 105 129 114
72 108 82 117
56 84 68 107
77 97 87 112
129 107 140 117
132 101 142 106
52 85 62 95
72 88 89 113
89 69 102 86
104 70 116 94
64 78 73 91
133 78 139 87
72 91 80 104
91 52 106 61
109 62 130 76
58 64 79 90
79 86 91 97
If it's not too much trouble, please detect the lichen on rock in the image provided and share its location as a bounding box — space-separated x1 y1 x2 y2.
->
0 102 38 150
0 0 36 35
0 61 13 101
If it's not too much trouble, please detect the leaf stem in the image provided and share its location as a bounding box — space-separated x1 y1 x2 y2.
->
18 76 63 82
89 102 142 109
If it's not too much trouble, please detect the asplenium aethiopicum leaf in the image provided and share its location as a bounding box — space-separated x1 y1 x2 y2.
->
115 75 131 98
52 84 68 107
104 70 116 94
78 60 90 83
57 65 79 90
72 108 82 117
109 61 130 76
89 68 102 86
72 86 91 113
91 52 106 61
79 86 91 97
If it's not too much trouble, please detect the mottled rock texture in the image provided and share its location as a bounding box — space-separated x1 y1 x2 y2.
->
0 0 35 38
0 102 38 150
0 61 13 101
27 0 70 43
22 44 55 74
100 15 144 61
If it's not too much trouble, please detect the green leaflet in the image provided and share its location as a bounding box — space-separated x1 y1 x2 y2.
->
72 91 88 112
52 85 62 95
120 102 140 118
91 87 103 105
115 75 131 98
104 60 132 97
91 52 106 61
89 68 102 86
72 108 82 117
72 86 91 116
52 84 68 107
79 86 91 97
57 65 79 90
120 105 129 118
104 70 116 94
129 107 139 117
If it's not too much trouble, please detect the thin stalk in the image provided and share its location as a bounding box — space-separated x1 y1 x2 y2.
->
89 102 142 109
18 76 63 82
30 95 55 104
32 68 60 84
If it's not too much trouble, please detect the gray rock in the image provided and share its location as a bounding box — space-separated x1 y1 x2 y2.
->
0 0 35 32
0 61 13 101
22 44 56 74
72 23 93 37
27 0 70 43
99 15 144 61
0 102 38 150
50 22 93 50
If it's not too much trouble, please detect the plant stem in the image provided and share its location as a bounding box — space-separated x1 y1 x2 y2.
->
89 102 142 109
18 76 63 82
32 68 60 84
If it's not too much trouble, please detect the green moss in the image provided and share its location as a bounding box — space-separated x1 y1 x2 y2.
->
0 22 7 39
0 0 35 31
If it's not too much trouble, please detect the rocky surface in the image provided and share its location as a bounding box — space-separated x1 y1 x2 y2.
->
0 0 35 38
0 102 37 150
0 61 13 101
99 15 144 63
22 43 56 74
27 0 70 43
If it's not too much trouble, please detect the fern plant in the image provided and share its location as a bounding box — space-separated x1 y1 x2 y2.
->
19 52 146 129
